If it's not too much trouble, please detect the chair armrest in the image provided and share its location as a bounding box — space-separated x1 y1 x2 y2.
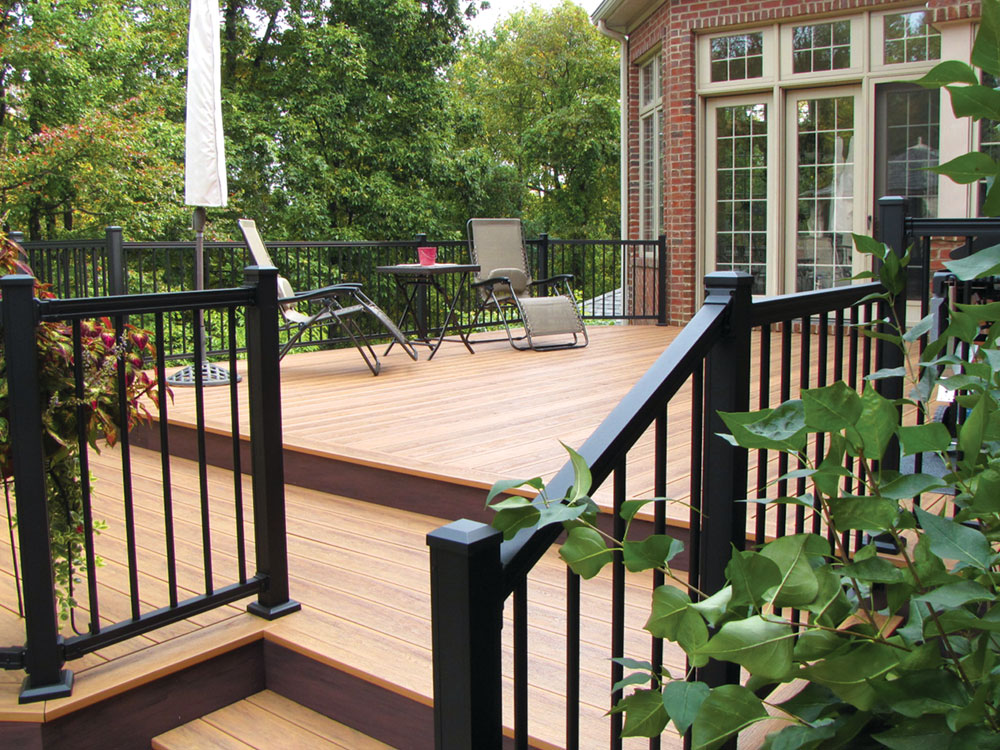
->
282 283 361 305
472 276 512 290
530 274 574 287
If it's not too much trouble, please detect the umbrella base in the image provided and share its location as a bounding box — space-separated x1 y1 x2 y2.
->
166 362 240 387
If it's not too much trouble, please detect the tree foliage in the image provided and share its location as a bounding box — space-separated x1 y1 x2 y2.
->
450 0 620 238
1 0 619 243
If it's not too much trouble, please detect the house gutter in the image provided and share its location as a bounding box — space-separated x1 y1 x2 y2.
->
597 19 628 243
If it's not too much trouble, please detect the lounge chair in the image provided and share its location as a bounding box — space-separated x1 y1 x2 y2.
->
238 219 417 375
467 218 588 350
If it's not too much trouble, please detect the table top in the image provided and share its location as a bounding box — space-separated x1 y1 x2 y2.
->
376 263 480 276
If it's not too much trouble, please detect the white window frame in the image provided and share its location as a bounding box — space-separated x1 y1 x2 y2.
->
779 16 865 80
639 51 664 239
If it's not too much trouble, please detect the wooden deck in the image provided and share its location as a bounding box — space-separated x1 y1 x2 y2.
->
0 441 686 749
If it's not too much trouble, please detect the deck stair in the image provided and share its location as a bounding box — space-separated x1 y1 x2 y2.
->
151 690 394 750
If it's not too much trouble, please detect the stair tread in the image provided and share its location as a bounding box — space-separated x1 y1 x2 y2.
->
152 690 395 750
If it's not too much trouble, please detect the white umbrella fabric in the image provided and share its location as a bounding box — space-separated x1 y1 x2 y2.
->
171 0 232 386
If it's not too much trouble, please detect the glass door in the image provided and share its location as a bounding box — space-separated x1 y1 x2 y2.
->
785 87 864 292
705 97 772 294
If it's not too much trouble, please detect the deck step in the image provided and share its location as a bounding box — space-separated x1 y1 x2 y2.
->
151 689 395 750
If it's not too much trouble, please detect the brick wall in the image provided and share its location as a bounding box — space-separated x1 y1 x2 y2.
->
623 0 981 323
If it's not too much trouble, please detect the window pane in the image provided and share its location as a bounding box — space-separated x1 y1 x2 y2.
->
795 96 855 292
715 104 768 293
883 11 941 65
792 21 851 73
980 73 1000 213
710 32 765 82
882 87 939 218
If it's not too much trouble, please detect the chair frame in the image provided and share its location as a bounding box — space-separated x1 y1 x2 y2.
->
238 219 417 375
467 219 588 351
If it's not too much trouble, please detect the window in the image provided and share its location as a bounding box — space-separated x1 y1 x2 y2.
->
710 33 764 82
697 9 957 296
883 11 941 65
792 21 851 74
639 53 663 238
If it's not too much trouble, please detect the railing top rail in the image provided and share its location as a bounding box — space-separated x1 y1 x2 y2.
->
122 238 471 250
20 239 106 249
543 238 660 246
750 281 884 326
498 294 732 592
904 216 1000 238
37 284 256 321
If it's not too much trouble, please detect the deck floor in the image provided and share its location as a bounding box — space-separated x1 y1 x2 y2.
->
0 443 686 749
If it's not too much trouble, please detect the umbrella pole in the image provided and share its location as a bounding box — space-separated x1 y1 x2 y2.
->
166 207 235 386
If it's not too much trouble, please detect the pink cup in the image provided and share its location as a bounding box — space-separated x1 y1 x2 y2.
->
418 246 437 265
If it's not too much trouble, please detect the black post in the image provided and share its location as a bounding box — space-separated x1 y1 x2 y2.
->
695 272 752 693
427 519 504 750
657 234 668 325
106 226 125 296
875 197 907 475
244 265 300 620
414 232 429 333
1 275 74 703
537 233 549 295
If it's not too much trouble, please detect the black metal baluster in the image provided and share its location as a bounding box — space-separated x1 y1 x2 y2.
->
610 458 626 750
72 321 100 634
755 325 771 546
566 568 580 750
154 314 178 608
192 314 214 594
796 316 809 535
650 410 667 750
776 323 792 539
228 306 247 583
115 315 141 620
514 577 528 750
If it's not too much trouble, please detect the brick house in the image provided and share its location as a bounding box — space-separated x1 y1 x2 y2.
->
592 0 987 323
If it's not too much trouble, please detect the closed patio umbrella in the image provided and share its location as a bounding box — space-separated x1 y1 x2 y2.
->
169 0 233 385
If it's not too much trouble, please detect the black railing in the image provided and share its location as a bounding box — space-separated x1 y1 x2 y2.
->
11 229 667 362
425 197 983 749
0 266 299 703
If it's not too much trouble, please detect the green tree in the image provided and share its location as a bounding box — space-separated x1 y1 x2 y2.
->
449 1 620 238
221 0 480 240
0 0 190 239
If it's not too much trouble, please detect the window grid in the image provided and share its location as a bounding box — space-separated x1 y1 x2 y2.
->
792 21 851 74
884 87 940 217
710 33 764 83
979 72 1000 213
884 11 941 65
639 54 663 239
795 96 856 292
715 104 768 293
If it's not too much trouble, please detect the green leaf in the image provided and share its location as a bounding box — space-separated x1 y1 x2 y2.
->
929 151 1000 183
617 689 669 737
561 442 592 502
612 671 653 693
849 385 899 461
486 477 543 505
776 682 839 723
719 403 807 452
558 526 614 578
793 628 844 660
662 680 710 735
958 397 989 468
536 501 590 528
944 242 1000 280
623 534 684 572
761 723 838 750
803 565 853 627
879 473 946 499
726 550 782 607
915 506 994 570
913 59 979 87
974 0 1000 76
620 497 669 523
490 500 540 539
898 422 953 455
971 468 1000 513
917 580 995 609
760 534 829 608
612 657 654 671
691 684 767 750
828 496 899 532
839 556 904 583
645 585 693 639
800 641 901 710
946 84 1000 121
689 586 732 627
696 616 795 680
802 382 862 431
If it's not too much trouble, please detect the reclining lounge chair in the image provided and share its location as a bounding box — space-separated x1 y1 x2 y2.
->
467 218 588 351
239 219 417 375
